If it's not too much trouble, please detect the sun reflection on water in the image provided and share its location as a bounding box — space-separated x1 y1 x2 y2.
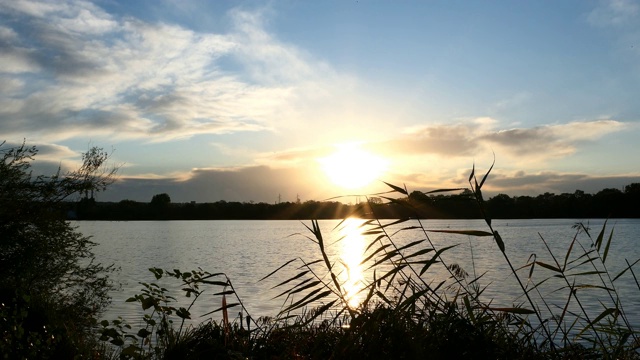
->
337 218 367 309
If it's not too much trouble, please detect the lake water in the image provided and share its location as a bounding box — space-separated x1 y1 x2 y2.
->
76 219 640 331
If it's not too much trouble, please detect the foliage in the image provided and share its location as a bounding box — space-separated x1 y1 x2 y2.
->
0 140 118 358
150 193 171 207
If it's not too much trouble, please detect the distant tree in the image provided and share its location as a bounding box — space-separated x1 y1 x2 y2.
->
151 193 171 207
369 196 383 205
487 194 514 218
0 140 118 357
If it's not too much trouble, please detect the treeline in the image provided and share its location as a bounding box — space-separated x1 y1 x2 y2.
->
68 183 640 220
409 183 640 219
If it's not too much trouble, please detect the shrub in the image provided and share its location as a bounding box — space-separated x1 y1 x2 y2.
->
0 140 118 358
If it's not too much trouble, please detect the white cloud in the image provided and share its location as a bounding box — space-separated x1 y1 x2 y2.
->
0 1 348 143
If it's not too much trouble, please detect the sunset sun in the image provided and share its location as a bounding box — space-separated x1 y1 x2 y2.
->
319 144 388 189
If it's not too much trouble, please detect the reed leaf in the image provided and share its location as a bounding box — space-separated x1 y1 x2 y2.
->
364 234 388 253
201 302 239 318
493 231 505 253
198 280 230 287
272 278 315 300
486 307 536 315
602 227 614 264
360 243 392 266
578 308 618 337
423 187 468 194
271 270 310 289
212 290 235 296
383 181 407 195
286 280 323 298
535 261 562 273
419 244 458 276
281 289 333 315
259 258 297 281
403 248 435 261
612 259 640 282
426 229 493 237
564 270 606 277
595 219 608 251
478 155 495 189
377 218 411 229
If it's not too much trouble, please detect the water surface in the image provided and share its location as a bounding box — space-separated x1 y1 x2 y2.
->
77 219 640 330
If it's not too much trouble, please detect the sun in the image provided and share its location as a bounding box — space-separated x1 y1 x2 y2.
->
319 143 388 189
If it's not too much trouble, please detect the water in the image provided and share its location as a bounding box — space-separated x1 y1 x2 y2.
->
76 219 640 332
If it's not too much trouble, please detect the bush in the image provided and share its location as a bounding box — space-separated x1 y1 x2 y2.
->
0 141 118 358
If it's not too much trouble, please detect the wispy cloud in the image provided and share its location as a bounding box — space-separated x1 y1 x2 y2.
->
0 0 346 142
365 119 627 164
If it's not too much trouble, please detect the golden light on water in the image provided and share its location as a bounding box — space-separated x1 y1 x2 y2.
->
337 218 367 309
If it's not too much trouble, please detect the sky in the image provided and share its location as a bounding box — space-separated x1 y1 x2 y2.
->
1 0 640 203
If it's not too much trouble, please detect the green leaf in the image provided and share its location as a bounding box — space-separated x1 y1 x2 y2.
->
141 297 156 310
176 307 191 319
137 328 152 338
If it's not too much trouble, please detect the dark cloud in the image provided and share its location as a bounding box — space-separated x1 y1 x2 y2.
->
99 165 333 203
372 124 480 157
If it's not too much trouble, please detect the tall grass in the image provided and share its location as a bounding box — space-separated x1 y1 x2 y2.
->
100 165 640 359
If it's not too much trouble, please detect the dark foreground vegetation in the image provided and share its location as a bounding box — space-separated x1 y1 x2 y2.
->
71 183 640 220
3 141 640 359
1 141 117 358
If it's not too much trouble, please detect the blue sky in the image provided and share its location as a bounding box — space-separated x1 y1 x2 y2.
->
1 0 639 203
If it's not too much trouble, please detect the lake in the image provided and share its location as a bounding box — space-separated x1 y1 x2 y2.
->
76 218 640 330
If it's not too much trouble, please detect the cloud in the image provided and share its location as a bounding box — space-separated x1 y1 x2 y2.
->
0 139 91 177
0 1 342 143
382 124 481 157
361 119 627 165
588 0 639 27
101 164 340 203
481 120 626 158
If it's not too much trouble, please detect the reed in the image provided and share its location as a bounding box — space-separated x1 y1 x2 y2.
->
100 165 640 359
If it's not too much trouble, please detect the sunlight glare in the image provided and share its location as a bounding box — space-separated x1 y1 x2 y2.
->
338 218 367 309
319 143 388 189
